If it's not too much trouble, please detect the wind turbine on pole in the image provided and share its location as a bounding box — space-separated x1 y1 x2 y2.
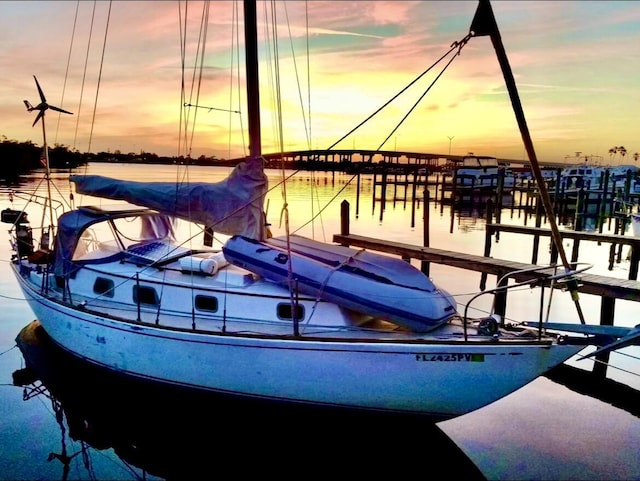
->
23 75 73 249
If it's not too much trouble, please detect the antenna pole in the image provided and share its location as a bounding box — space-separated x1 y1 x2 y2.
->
40 116 54 250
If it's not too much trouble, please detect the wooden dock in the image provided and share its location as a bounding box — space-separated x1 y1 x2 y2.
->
332 232 640 302
334 200 640 381
368 165 640 233
484 222 640 280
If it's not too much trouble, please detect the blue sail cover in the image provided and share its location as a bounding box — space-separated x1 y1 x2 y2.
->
70 157 268 240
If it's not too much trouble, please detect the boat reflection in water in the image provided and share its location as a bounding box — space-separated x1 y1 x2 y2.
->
12 320 485 480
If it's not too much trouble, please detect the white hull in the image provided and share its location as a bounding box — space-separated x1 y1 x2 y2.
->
7 1 604 425
13 261 583 420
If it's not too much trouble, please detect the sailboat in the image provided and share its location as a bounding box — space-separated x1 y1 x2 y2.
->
5 1 628 421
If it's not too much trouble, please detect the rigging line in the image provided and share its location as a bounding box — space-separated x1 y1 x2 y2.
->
262 1 278 155
591 358 640 378
72 0 97 152
41 176 74 211
260 167 354 237
184 103 241 114
181 1 196 159
176 3 201 203
614 350 640 362
178 1 195 266
178 0 187 158
282 3 310 147
186 1 211 161
283 1 323 240
268 2 299 322
475 0 586 324
305 0 311 151
260 8 280 167
0 345 17 357
291 175 356 235
376 44 461 152
232 0 247 159
179 1 210 187
264 2 325 240
299 250 366 333
87 0 112 154
54 0 80 145
179 1 197 169
280 37 466 210
325 34 468 152
302 1 320 241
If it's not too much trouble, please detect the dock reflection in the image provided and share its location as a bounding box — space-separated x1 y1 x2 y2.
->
13 320 485 480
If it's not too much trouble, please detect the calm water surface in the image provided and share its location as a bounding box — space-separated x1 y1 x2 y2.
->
0 163 638 480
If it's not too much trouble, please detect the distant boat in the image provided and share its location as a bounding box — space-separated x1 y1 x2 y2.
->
559 164 605 192
453 155 516 189
5 0 629 421
608 164 640 193
558 163 639 194
608 164 639 181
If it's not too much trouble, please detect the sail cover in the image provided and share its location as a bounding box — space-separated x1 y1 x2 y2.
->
70 157 268 240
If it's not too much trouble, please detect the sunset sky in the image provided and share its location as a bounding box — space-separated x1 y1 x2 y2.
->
1 1 639 165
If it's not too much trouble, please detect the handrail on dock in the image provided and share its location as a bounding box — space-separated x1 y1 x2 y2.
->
485 222 640 280
332 232 640 300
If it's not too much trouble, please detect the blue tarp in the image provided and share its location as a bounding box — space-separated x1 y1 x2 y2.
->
70 157 268 241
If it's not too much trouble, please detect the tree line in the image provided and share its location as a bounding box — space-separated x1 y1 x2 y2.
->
0 138 236 182
0 138 87 180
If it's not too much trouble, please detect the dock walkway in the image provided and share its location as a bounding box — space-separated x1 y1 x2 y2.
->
333 231 640 382
485 223 640 280
332 233 640 302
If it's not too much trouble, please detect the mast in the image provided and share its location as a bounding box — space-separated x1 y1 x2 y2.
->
244 0 261 159
470 0 585 323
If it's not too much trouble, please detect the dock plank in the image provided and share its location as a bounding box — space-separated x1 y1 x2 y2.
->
487 223 640 246
332 233 640 301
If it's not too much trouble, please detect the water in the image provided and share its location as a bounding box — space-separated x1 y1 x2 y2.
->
0 163 638 480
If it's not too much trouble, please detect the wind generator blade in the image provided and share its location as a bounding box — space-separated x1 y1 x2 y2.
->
49 105 73 115
470 0 586 324
33 75 46 103
32 110 44 127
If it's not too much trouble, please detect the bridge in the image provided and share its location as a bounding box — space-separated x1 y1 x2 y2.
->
258 149 569 172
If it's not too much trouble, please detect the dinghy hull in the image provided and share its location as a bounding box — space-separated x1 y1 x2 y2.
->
223 235 459 332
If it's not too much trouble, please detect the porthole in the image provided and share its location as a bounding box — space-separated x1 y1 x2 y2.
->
277 302 304 321
93 277 114 298
195 295 218 312
133 285 159 306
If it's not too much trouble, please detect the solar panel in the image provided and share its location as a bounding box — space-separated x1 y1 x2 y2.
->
125 241 190 266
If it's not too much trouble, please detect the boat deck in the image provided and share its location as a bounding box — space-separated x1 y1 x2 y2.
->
55 295 552 343
19 257 551 344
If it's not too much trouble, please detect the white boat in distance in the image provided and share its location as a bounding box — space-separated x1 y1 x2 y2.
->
454 155 516 189
557 163 640 194
559 164 605 191
7 0 628 421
